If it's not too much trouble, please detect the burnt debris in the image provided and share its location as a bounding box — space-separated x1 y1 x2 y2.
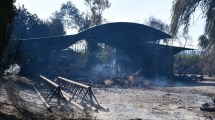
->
200 98 215 112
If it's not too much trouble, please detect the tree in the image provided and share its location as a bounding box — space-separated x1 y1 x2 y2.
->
84 0 111 26
10 6 66 77
145 16 170 45
170 0 215 50
0 0 16 74
198 35 209 49
145 16 170 34
48 18 66 36
54 0 111 71
170 0 215 76
83 0 111 70
13 5 65 39
56 0 111 32
174 52 204 74
54 2 89 32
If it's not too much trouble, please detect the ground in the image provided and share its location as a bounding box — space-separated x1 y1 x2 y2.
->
0 75 93 119
93 81 215 120
0 75 215 120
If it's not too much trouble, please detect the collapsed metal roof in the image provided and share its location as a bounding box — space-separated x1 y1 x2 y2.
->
18 22 173 52
77 22 172 46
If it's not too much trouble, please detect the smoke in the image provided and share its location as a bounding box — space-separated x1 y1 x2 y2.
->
150 76 186 87
92 64 109 75
91 46 133 75
93 64 102 73
151 76 169 87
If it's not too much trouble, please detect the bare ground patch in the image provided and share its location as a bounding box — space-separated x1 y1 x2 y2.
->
93 83 215 120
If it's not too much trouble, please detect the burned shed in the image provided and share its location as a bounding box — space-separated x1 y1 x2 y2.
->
17 22 191 78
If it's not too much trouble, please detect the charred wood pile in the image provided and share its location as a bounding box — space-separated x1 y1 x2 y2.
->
174 74 204 81
89 69 150 87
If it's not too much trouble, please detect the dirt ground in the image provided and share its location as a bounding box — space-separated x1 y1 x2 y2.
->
93 81 215 120
1 75 215 120
0 75 92 119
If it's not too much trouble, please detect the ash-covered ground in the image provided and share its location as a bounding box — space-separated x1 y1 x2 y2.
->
0 75 93 120
92 81 215 120
0 75 215 120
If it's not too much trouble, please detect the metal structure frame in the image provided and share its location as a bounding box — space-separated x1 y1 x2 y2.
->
34 75 108 112
57 76 102 109
35 75 66 105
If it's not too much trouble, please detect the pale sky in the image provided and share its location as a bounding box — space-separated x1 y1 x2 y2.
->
15 0 205 49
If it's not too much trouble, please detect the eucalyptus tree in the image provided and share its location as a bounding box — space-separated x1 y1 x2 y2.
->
145 16 170 45
14 5 65 39
171 0 215 50
56 0 111 32
171 0 215 76
84 0 111 26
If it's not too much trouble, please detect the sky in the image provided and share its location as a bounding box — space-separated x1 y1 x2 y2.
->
15 0 205 49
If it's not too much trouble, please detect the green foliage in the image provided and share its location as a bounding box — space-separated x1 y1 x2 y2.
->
198 35 209 49
171 0 215 76
145 16 170 44
55 0 111 32
175 53 203 74
171 0 201 35
13 5 66 39
146 16 170 34
171 0 215 50
84 0 111 26
47 18 66 36
54 1 89 31
174 52 215 75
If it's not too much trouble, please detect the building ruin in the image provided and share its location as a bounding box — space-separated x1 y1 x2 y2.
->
17 22 191 78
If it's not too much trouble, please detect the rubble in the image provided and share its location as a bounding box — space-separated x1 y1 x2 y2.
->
200 99 215 112
4 64 20 75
